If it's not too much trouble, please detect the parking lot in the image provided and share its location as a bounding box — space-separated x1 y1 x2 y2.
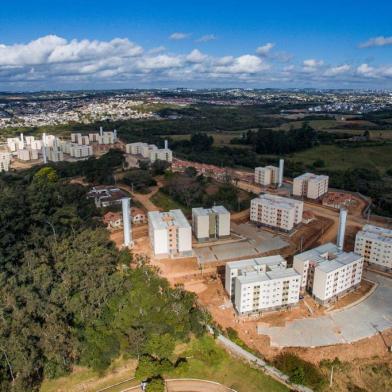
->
195 222 289 264
257 272 392 347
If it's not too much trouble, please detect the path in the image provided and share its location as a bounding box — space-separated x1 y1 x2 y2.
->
257 272 392 347
216 334 312 392
119 181 163 212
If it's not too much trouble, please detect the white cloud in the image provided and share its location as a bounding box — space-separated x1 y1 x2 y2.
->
303 59 324 67
1 35 392 88
359 36 392 48
214 55 269 74
169 32 190 40
195 34 217 43
357 63 375 77
186 49 208 63
324 64 351 76
256 42 275 56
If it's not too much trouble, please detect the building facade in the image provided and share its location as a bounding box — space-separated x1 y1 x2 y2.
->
354 224 392 271
254 165 279 186
148 209 192 257
192 206 230 241
293 173 329 199
250 194 303 231
225 256 300 315
293 243 363 305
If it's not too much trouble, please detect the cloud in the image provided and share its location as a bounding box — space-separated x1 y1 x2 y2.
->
169 32 190 40
1 35 392 88
303 59 324 67
256 43 275 56
186 49 208 63
324 64 351 76
359 36 392 48
195 34 217 43
214 55 270 74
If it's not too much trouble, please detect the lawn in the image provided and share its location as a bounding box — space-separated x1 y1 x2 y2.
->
40 336 288 392
151 190 191 214
165 336 288 392
288 144 392 173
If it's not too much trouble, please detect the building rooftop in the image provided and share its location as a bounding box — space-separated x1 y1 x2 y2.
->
227 255 287 270
295 172 329 182
148 209 190 230
193 205 229 216
237 267 299 284
357 224 392 243
253 193 302 210
296 243 362 273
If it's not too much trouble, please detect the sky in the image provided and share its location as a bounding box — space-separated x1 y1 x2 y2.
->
1 0 392 91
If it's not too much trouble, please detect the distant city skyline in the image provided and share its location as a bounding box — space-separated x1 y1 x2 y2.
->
1 0 392 91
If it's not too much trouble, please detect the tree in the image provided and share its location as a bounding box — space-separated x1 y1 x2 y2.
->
33 167 59 184
184 166 197 177
146 377 165 392
151 160 170 176
145 334 175 360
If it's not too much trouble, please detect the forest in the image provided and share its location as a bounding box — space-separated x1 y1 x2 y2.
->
0 165 208 391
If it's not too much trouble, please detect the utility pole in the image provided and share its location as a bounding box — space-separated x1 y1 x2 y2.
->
329 365 334 387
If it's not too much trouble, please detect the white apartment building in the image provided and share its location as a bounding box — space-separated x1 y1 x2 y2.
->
126 142 156 158
254 165 279 186
354 224 392 270
71 133 90 145
148 209 192 257
250 194 303 232
293 172 329 199
126 142 173 163
46 147 64 162
69 144 93 158
149 148 173 163
0 152 11 172
225 256 300 314
192 206 230 241
293 243 363 305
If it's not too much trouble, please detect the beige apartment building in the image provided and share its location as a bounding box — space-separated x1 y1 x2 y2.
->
148 209 192 257
192 206 230 241
293 243 363 305
250 194 303 232
293 172 329 199
354 224 392 271
254 165 279 186
225 256 300 315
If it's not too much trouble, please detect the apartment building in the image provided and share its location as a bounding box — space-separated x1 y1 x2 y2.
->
0 152 11 172
250 194 303 232
148 209 192 257
354 224 392 270
126 142 156 158
192 206 230 241
149 148 173 163
225 256 300 314
293 173 329 199
293 243 363 305
254 165 279 186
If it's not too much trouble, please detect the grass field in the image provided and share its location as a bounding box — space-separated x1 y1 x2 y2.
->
166 130 248 147
151 190 190 214
288 144 392 173
165 336 288 392
40 336 288 392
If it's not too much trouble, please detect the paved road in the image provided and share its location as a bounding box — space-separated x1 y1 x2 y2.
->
257 272 392 347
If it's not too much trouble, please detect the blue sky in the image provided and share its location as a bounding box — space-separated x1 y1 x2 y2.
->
1 0 392 90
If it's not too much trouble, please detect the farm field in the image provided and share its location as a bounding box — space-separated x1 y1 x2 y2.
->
287 144 392 173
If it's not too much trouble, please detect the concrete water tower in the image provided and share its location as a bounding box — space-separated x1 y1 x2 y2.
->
278 159 284 187
337 208 348 250
121 197 133 248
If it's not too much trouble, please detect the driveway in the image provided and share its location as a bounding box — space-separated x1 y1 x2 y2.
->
257 272 392 347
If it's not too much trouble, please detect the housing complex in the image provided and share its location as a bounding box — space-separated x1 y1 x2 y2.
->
225 256 301 314
0 152 11 172
293 243 363 305
87 186 128 208
125 141 173 163
254 165 279 186
192 206 230 241
354 224 392 270
293 172 329 199
250 194 303 231
148 209 192 257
